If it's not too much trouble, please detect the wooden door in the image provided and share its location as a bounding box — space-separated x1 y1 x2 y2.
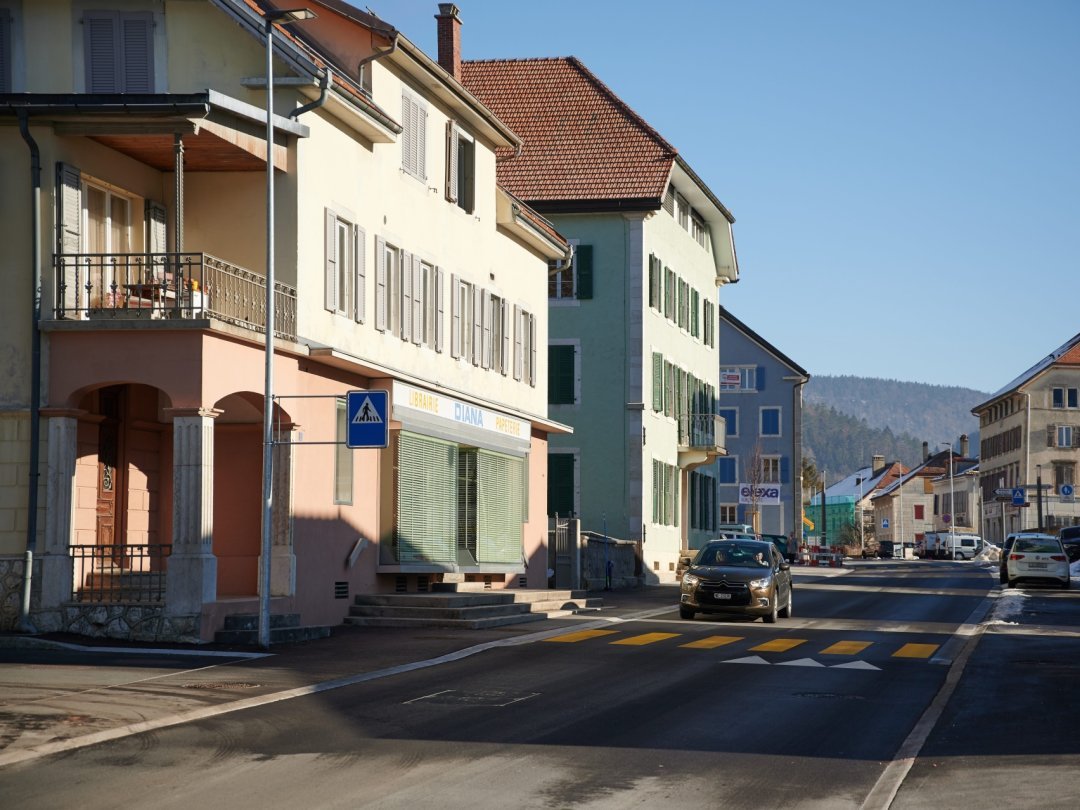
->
96 387 125 565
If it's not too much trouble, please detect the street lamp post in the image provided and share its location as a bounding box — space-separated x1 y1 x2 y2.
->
1036 464 1044 531
259 6 316 650
941 442 955 558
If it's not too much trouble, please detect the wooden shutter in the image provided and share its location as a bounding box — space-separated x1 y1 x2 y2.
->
400 250 412 341
501 301 510 374
84 12 120 93
411 254 423 344
374 236 387 331
529 313 537 386
472 285 483 366
401 94 414 174
417 103 427 181
120 13 154 92
1048 425 1056 447
513 305 522 380
324 209 337 312
354 225 366 323
450 275 461 358
0 10 12 93
652 353 663 412
435 267 445 352
481 290 492 368
56 163 82 313
574 245 593 299
446 121 459 202
144 200 167 255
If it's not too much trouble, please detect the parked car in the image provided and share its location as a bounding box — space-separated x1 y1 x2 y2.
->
679 539 793 623
1059 526 1080 564
760 532 796 563
1005 534 1070 589
999 533 1022 583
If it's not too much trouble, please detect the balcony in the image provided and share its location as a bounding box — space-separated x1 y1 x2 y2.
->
678 413 726 469
53 252 296 341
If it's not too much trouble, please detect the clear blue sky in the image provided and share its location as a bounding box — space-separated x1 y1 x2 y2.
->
374 0 1080 393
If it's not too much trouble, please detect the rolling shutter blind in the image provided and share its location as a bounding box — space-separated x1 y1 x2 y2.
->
354 225 366 323
396 432 457 562
575 245 593 299
145 200 167 254
477 450 524 564
374 236 387 331
324 210 337 312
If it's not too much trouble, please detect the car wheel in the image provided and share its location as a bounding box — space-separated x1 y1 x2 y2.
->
679 606 696 620
763 596 778 624
779 586 793 619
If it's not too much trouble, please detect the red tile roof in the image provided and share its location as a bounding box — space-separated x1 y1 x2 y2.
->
461 57 677 206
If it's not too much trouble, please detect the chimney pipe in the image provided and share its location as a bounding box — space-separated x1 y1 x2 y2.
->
436 3 462 80
872 455 885 475
922 441 929 462
960 434 969 458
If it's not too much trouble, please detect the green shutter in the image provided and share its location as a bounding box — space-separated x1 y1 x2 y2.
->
396 432 457 562
652 352 663 411
575 245 593 299
549 345 575 404
548 453 575 517
477 450 523 564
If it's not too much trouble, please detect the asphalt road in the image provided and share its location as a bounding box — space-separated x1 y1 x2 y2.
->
2 560 1078 809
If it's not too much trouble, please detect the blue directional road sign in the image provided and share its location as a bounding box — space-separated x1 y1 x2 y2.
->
881 518 889 529
1011 487 1026 507
346 390 388 449
1062 484 1075 503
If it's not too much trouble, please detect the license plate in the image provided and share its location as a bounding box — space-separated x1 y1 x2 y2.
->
713 593 732 600
1027 562 1047 569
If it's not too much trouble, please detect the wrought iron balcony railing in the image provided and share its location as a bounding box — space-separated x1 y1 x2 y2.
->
53 252 297 341
678 413 726 453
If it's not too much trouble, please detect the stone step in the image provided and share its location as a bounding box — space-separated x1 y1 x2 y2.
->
352 593 520 609
348 603 534 620
221 613 301 631
343 612 549 630
213 624 332 646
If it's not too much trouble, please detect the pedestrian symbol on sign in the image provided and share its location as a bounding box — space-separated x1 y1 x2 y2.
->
346 390 388 449
352 396 383 424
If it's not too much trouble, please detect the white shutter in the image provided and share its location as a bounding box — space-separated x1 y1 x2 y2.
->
481 290 492 369
84 12 120 93
472 286 483 366
501 300 510 375
411 254 423 345
513 305 522 381
56 162 83 314
400 250 413 341
120 13 154 92
435 267 445 353
450 274 460 358
446 120 459 203
529 313 537 386
354 225 365 323
324 209 337 312
375 236 387 331
417 104 428 181
401 94 414 174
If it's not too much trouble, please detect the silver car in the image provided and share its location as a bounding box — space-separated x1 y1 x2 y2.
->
679 539 793 623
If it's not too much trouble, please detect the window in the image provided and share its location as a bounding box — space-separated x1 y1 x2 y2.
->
334 398 352 504
84 11 154 93
663 267 675 320
677 278 687 329
761 456 781 484
401 91 427 180
662 185 676 216
374 238 400 333
690 289 700 337
718 408 738 437
451 275 473 360
1054 425 1075 448
703 300 715 348
1054 462 1075 494
691 209 707 247
719 504 738 524
720 367 756 392
0 9 12 93
445 121 475 213
652 459 679 526
1052 387 1078 409
486 292 508 372
760 407 781 437
914 504 925 520
676 192 689 230
549 244 592 300
325 209 365 322
717 456 737 484
648 254 662 310
549 344 576 404
514 306 536 386
690 471 716 531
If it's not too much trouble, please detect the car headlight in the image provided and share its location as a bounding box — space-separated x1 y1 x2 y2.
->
682 573 699 587
748 577 771 590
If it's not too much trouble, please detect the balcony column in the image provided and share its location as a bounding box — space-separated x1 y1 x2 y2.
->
38 410 82 611
164 407 221 616
268 424 297 596
173 133 184 252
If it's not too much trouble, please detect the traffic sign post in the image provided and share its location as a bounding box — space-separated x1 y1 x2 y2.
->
346 390 388 449
1062 484 1075 504
1011 487 1026 507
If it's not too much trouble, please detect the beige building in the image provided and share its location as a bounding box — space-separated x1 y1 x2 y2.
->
0 1 569 641
973 333 1080 545
871 447 952 556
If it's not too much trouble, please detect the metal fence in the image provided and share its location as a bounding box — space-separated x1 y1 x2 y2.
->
53 252 297 341
70 544 172 604
678 413 726 451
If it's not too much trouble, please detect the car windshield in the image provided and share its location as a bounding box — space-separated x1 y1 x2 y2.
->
696 544 771 568
1014 539 1062 554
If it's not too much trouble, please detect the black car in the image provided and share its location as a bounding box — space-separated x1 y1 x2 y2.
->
1059 526 1080 564
679 539 793 623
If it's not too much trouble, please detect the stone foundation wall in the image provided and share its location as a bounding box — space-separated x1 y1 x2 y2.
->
0 554 201 643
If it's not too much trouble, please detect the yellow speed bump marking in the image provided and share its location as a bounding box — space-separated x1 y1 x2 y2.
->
893 643 940 659
681 635 743 649
821 641 873 656
750 638 807 653
543 629 620 643
611 632 682 646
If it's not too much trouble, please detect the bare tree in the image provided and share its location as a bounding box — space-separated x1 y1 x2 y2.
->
744 439 765 534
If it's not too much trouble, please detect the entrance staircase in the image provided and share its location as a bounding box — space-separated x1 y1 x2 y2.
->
344 587 602 630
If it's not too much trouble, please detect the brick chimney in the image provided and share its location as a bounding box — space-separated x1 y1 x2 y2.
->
436 4 462 80
960 434 969 458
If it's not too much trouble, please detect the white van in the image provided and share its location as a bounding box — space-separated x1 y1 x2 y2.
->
926 532 982 560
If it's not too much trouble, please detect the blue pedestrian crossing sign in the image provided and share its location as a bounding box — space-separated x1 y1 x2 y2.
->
1011 487 1026 506
346 390 388 449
